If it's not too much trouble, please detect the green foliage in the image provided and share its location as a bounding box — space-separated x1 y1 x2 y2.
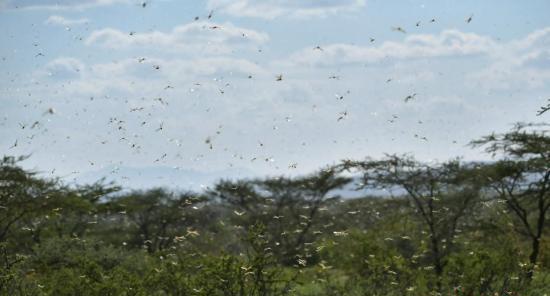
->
0 123 549 295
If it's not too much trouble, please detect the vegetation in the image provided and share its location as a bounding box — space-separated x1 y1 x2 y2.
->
1 123 549 295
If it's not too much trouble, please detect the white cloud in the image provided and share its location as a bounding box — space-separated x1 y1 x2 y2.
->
37 56 267 96
283 30 495 67
275 27 550 91
39 57 86 80
207 0 365 19
468 28 550 90
89 57 266 79
28 27 550 98
45 15 89 26
512 27 550 51
0 0 129 10
85 21 269 54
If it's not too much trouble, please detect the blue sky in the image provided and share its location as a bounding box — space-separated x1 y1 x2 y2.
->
1 0 549 189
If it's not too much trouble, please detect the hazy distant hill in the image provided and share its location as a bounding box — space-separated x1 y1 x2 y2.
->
71 165 258 192
71 165 384 198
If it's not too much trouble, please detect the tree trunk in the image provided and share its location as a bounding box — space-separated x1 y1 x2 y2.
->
527 237 540 279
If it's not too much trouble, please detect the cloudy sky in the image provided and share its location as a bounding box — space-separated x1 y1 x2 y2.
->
1 0 549 189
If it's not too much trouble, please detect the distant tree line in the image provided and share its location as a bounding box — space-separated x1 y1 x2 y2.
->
1 122 549 295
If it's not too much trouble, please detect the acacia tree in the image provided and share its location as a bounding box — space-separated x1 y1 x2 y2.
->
0 156 60 245
102 188 203 253
20 180 119 248
471 122 550 278
0 155 120 253
209 168 350 265
341 155 482 292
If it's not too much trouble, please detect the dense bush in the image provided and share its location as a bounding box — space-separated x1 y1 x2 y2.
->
1 124 549 295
